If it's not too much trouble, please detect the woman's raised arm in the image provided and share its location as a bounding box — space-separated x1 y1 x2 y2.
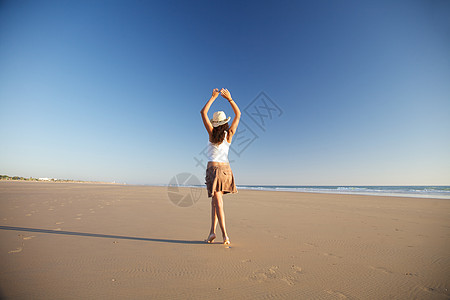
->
200 89 220 135
220 89 241 137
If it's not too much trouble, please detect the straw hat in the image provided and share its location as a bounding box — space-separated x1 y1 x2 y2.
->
210 111 231 127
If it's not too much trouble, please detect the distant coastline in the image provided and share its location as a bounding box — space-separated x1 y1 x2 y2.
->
0 174 119 185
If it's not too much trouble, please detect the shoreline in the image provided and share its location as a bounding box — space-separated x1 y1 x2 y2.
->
235 186 450 200
169 183 450 200
3 180 449 200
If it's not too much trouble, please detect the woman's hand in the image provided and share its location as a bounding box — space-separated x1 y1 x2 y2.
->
212 88 220 99
220 88 233 101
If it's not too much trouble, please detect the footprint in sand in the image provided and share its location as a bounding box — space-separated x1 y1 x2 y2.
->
249 266 279 282
273 235 287 239
420 286 449 297
250 265 300 286
280 276 296 286
23 236 35 240
323 252 343 259
55 221 64 225
291 265 302 274
326 290 348 299
369 265 393 274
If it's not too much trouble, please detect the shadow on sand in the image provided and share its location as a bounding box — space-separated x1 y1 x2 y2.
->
0 225 206 245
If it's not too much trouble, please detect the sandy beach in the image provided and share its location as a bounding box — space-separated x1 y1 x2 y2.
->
0 181 448 299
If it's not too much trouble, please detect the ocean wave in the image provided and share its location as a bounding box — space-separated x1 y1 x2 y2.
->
166 184 450 199
235 186 450 199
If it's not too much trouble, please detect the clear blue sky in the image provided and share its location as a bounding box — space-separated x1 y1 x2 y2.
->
1 0 449 185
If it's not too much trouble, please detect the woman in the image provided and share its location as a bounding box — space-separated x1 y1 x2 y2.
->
201 88 241 245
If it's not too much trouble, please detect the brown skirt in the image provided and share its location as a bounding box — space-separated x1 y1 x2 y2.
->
205 163 238 198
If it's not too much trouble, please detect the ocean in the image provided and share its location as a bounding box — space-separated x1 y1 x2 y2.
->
235 185 450 199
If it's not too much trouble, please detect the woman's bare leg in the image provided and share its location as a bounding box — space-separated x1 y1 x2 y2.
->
213 191 229 241
209 199 218 235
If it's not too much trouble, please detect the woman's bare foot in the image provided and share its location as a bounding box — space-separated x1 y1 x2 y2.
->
205 233 216 243
223 236 230 245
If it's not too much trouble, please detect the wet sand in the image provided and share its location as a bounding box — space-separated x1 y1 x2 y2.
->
0 181 449 299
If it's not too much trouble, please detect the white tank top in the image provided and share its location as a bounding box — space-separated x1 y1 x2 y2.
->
207 131 230 163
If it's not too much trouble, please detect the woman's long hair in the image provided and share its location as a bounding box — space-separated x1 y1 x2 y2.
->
209 123 229 144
